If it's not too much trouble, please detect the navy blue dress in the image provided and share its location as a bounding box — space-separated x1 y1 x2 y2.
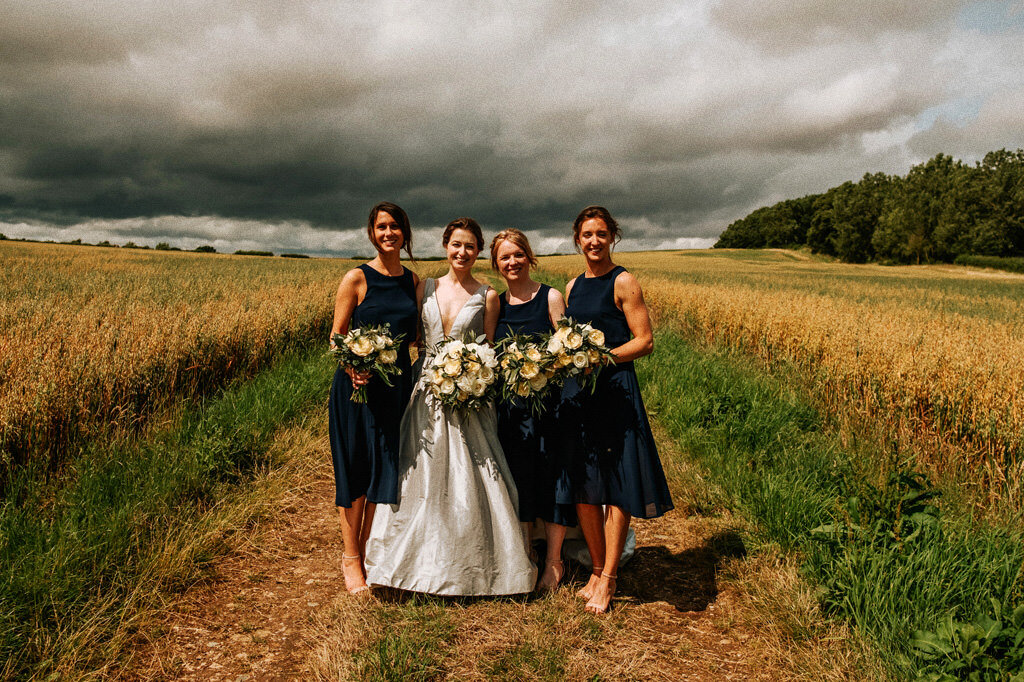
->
328 264 418 507
557 266 673 519
495 285 576 527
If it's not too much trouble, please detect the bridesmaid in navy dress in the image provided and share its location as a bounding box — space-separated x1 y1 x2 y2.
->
328 201 419 594
559 205 673 614
490 229 576 591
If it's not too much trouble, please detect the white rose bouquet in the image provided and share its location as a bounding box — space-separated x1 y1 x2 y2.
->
330 323 404 403
545 317 615 392
496 334 558 415
424 335 500 411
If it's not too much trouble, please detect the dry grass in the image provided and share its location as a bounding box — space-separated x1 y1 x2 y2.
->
304 421 878 681
540 249 1024 516
0 241 350 473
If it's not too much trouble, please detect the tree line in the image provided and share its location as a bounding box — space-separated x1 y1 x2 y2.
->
714 149 1024 264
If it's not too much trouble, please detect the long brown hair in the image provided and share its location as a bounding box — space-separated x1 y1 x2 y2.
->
367 202 413 260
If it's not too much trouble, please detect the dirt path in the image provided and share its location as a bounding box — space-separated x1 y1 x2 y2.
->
128 428 771 681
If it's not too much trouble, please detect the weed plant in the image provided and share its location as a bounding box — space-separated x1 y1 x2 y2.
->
0 345 332 679
638 330 1024 679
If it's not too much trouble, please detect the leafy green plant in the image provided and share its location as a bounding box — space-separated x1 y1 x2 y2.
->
912 598 1024 681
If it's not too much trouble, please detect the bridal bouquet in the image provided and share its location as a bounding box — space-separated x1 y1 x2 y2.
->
497 335 558 415
425 336 500 411
545 318 615 392
330 323 403 403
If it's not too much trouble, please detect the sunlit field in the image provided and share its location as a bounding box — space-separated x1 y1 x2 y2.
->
0 241 348 476
540 249 1024 516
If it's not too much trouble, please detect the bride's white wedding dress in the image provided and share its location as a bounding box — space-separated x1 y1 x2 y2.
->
364 278 537 595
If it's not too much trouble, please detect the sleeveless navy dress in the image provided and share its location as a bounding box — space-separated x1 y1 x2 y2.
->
557 266 673 519
328 264 418 507
495 285 576 527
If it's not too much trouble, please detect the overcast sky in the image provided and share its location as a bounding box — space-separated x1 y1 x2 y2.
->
2 1 1023 256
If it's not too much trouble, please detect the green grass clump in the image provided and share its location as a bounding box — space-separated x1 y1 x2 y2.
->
954 254 1024 274
638 330 1024 679
0 345 332 680
352 597 456 680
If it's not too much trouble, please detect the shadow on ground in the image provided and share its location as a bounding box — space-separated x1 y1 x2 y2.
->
615 529 746 612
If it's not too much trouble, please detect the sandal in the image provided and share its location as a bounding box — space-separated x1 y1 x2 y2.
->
342 553 370 596
576 565 603 601
584 571 616 615
537 559 564 592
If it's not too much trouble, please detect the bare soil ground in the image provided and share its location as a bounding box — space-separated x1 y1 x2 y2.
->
125 422 869 681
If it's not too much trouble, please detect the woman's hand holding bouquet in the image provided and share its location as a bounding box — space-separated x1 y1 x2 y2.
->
330 323 404 403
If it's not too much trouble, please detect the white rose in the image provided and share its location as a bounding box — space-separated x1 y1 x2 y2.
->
443 359 461 376
515 382 531 398
349 336 374 357
588 349 601 364
554 326 570 340
477 345 496 366
566 331 583 349
471 378 487 397
547 336 564 354
528 374 547 391
587 329 605 346
373 334 387 350
449 340 466 353
525 346 542 362
465 360 481 374
520 362 540 380
379 348 398 364
572 352 588 368
480 365 494 382
556 353 571 368
440 378 456 394
457 374 475 394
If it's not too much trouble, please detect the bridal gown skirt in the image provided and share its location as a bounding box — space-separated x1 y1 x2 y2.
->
364 391 538 596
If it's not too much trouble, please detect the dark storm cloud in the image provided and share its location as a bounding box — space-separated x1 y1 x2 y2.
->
1 0 1022 255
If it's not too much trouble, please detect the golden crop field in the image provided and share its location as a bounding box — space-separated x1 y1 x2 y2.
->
0 241 350 473
541 249 1024 512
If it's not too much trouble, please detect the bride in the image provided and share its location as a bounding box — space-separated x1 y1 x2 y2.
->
364 217 538 595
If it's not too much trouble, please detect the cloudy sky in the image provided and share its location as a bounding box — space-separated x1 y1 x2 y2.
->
1 1 1023 256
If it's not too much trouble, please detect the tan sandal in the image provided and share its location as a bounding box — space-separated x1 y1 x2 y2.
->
537 559 564 592
342 553 370 595
576 564 603 601
584 571 616 615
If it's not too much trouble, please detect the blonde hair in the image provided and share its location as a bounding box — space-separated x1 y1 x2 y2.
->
489 229 538 271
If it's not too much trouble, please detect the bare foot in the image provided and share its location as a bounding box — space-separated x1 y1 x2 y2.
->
584 574 616 615
576 568 603 601
537 560 564 592
342 554 369 595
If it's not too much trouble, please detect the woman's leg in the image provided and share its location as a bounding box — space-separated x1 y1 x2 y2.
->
340 495 369 593
585 505 630 614
576 503 606 600
537 521 568 590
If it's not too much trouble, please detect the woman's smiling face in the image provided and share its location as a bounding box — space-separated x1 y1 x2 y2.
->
577 217 613 263
371 210 403 253
446 228 479 271
494 239 531 283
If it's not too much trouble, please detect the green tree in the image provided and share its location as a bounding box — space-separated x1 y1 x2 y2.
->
832 173 892 263
155 242 171 250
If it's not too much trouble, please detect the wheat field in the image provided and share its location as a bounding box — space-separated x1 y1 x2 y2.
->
0 241 348 474
5 241 1024 512
540 249 1024 514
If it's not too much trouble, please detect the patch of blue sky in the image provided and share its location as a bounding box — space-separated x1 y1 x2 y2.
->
914 95 985 131
956 1 1024 33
